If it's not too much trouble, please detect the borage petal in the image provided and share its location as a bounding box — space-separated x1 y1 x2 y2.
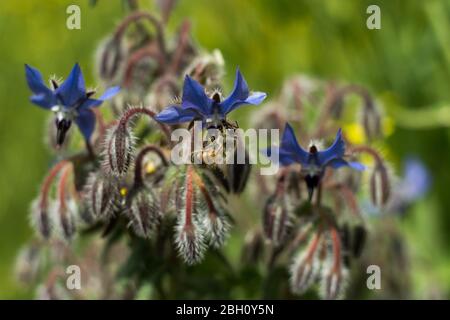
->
30 93 56 109
221 68 250 111
78 86 120 110
222 91 267 115
328 158 365 171
155 105 198 124
280 123 309 165
263 146 298 166
56 63 86 107
317 128 346 166
98 86 120 100
75 108 96 141
25 64 56 109
181 75 211 114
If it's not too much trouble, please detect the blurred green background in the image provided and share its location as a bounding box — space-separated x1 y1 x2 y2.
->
0 0 449 298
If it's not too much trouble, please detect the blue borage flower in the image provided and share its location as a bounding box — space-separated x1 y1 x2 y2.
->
25 63 120 145
155 68 266 126
269 123 365 199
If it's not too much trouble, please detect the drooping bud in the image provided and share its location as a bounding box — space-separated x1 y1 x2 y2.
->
370 162 391 207
30 161 71 239
125 189 161 238
15 243 41 285
320 267 348 300
96 36 125 83
174 166 206 265
201 209 231 248
263 194 291 246
361 98 382 141
290 231 322 294
320 227 347 300
241 229 265 265
193 169 231 248
84 172 117 219
102 123 136 177
54 194 77 241
30 198 52 240
52 164 77 241
175 220 206 265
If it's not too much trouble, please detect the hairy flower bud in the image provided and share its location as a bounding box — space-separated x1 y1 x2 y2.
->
263 194 291 246
320 267 348 300
361 99 382 141
370 162 391 207
125 189 161 238
30 199 52 240
201 210 231 248
15 243 41 285
175 220 206 265
102 123 136 177
53 199 77 241
84 172 117 219
290 232 321 294
174 166 206 264
96 36 125 83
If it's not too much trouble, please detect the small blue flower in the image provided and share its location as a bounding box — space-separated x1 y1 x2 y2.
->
399 158 430 202
155 68 266 126
269 123 364 199
25 63 120 145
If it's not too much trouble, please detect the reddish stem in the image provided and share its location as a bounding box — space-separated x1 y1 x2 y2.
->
169 20 191 75
123 44 166 88
351 145 383 163
185 166 194 226
57 164 72 217
113 11 166 55
39 161 70 210
329 226 341 272
119 107 172 144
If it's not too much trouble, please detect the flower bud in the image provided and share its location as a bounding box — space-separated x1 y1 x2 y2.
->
175 220 206 265
241 229 265 265
30 198 52 239
53 199 77 241
320 267 348 300
290 242 321 294
102 123 136 177
263 194 291 246
361 99 382 141
96 36 125 83
125 189 161 238
370 162 391 207
201 210 231 248
15 243 41 285
84 172 117 219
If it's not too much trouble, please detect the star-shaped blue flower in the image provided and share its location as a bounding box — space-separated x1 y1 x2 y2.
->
155 68 266 126
269 123 364 199
25 63 120 145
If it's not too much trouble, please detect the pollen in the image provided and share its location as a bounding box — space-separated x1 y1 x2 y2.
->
145 161 157 174
344 123 366 145
120 187 128 197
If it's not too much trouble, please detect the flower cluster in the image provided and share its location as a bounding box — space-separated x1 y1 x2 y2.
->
251 76 393 299
19 3 397 300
